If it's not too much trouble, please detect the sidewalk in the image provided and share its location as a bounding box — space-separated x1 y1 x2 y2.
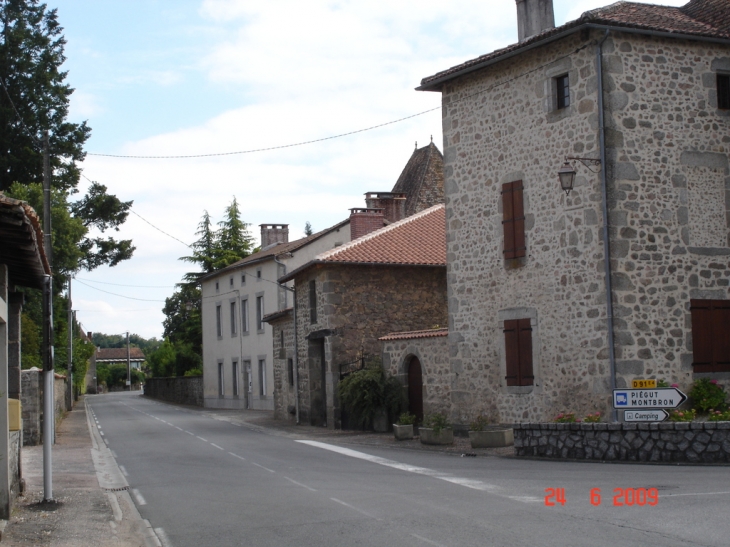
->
2 396 159 547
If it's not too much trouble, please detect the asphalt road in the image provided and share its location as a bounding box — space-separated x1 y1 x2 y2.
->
88 392 730 547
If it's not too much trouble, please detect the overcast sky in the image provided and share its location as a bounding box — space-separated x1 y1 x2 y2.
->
55 0 687 340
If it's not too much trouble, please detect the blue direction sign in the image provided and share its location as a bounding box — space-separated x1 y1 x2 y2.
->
613 388 687 409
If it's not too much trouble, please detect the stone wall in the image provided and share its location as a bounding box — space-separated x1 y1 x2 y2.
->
9 431 20 501
381 332 451 417
144 377 203 407
54 375 66 422
270 314 296 421
439 28 730 425
514 421 730 463
21 370 41 446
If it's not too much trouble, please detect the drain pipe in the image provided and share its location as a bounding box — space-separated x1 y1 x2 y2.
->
275 254 299 425
596 29 618 422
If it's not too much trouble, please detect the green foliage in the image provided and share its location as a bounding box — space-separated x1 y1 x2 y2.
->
96 364 144 389
397 412 416 426
91 332 161 354
583 412 601 423
689 378 727 413
147 338 201 378
184 368 202 377
657 379 670 388
20 312 41 369
669 408 696 422
162 284 202 355
337 362 404 429
304 221 313 236
553 412 578 423
469 415 489 431
707 409 730 422
423 413 450 434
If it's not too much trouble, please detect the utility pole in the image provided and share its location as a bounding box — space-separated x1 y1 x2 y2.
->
42 130 54 502
66 277 73 411
126 331 131 391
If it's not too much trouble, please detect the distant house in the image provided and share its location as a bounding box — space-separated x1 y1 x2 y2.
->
0 192 51 519
95 347 146 371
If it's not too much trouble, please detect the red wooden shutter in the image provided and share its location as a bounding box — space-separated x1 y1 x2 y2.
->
504 319 520 386
713 300 730 372
502 181 525 259
517 318 534 385
691 299 714 372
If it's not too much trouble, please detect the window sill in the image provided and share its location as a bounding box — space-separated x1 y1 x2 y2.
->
505 386 534 395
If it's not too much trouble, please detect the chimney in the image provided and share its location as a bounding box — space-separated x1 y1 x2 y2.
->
349 208 385 240
364 192 407 223
260 224 289 248
515 0 555 42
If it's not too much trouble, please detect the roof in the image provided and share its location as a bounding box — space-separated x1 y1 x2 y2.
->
262 307 293 323
379 328 449 341
199 218 350 283
419 0 730 91
0 193 51 289
96 347 146 361
391 142 445 216
280 204 446 282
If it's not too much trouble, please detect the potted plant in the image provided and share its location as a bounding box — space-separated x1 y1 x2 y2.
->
468 415 513 448
419 413 453 445
393 412 415 440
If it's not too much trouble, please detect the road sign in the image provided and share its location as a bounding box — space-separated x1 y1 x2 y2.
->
613 388 687 409
632 379 656 389
624 409 669 422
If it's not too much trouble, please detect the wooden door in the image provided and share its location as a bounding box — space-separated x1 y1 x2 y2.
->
408 357 423 424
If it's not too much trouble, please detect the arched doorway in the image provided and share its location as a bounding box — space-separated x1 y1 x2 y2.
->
407 356 423 424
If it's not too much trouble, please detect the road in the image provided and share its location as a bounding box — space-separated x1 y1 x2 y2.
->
88 392 730 547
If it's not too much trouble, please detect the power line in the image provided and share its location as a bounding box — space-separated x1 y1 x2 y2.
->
75 277 175 289
75 278 166 302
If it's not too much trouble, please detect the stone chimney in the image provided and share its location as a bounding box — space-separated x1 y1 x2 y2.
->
364 192 407 223
260 224 289 248
349 208 385 240
515 0 555 42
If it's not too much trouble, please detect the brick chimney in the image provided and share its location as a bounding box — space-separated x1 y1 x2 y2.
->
260 224 289 248
349 208 385 240
364 192 407 223
515 0 555 42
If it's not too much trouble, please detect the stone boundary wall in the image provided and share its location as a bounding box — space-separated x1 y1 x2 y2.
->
21 370 69 446
144 377 203 407
514 422 730 463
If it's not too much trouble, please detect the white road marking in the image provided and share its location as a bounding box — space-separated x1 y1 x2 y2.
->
118 465 129 477
507 496 542 503
284 477 317 492
99 431 104 436
185 431 194 436
661 491 730 498
155 527 173 547
196 436 208 442
330 498 380 520
175 426 183 431
252 462 275 473
110 450 117 458
131 488 147 506
228 452 246 461
210 443 224 450
106 492 123 522
411 533 447 547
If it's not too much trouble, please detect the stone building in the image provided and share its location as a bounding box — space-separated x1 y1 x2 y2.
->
406 0 730 425
271 205 447 428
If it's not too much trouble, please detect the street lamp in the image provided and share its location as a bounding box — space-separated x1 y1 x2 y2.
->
557 157 602 196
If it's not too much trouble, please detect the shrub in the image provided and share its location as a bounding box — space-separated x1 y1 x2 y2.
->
689 378 727 413
397 412 416 426
338 362 404 429
553 412 578 423
668 409 696 422
707 409 730 422
184 368 202 377
469 415 489 431
583 412 601 423
423 413 450 434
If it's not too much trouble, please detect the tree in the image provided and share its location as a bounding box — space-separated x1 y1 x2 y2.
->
162 283 202 356
180 211 217 285
214 197 254 270
304 221 313 236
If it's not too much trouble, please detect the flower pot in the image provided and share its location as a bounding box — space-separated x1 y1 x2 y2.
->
469 429 514 448
393 423 414 440
419 427 454 445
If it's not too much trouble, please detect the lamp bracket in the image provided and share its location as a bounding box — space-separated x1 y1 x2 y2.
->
565 156 602 174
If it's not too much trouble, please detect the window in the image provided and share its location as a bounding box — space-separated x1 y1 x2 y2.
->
241 274 246 285
230 301 237 335
556 74 570 109
504 318 534 386
241 298 249 333
501 181 526 259
230 277 233 287
218 362 224 396
718 74 730 110
232 361 239 396
259 359 267 395
280 330 285 356
309 279 317 323
288 358 294 387
216 305 222 338
256 268 262 280
215 281 219 292
256 295 264 331
690 299 730 373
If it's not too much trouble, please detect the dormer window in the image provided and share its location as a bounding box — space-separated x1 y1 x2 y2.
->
556 74 570 110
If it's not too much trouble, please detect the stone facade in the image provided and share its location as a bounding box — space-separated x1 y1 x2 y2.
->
268 311 296 421
289 264 447 428
514 421 730 463
432 28 729 425
21 370 41 446
144 376 203 407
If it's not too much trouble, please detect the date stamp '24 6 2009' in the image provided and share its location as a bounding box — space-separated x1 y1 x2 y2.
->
544 488 659 507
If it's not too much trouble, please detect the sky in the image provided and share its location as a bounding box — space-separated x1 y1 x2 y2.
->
54 0 688 340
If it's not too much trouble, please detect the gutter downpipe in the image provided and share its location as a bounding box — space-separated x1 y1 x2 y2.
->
596 29 618 422
275 255 299 425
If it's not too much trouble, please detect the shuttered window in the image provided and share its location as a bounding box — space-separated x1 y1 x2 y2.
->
504 318 534 386
502 181 526 259
309 279 317 323
690 299 730 373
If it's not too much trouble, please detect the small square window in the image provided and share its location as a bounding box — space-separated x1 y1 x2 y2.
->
230 277 233 287
556 74 570 110
256 269 262 279
718 74 730 110
241 274 246 285
215 281 219 291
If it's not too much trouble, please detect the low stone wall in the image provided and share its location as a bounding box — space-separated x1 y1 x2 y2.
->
21 370 41 446
9 431 20 501
144 377 203 407
514 422 730 463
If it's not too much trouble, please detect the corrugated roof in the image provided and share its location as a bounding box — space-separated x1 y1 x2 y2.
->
0 193 51 289
420 0 730 91
280 204 445 282
379 328 449 341
96 347 146 361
